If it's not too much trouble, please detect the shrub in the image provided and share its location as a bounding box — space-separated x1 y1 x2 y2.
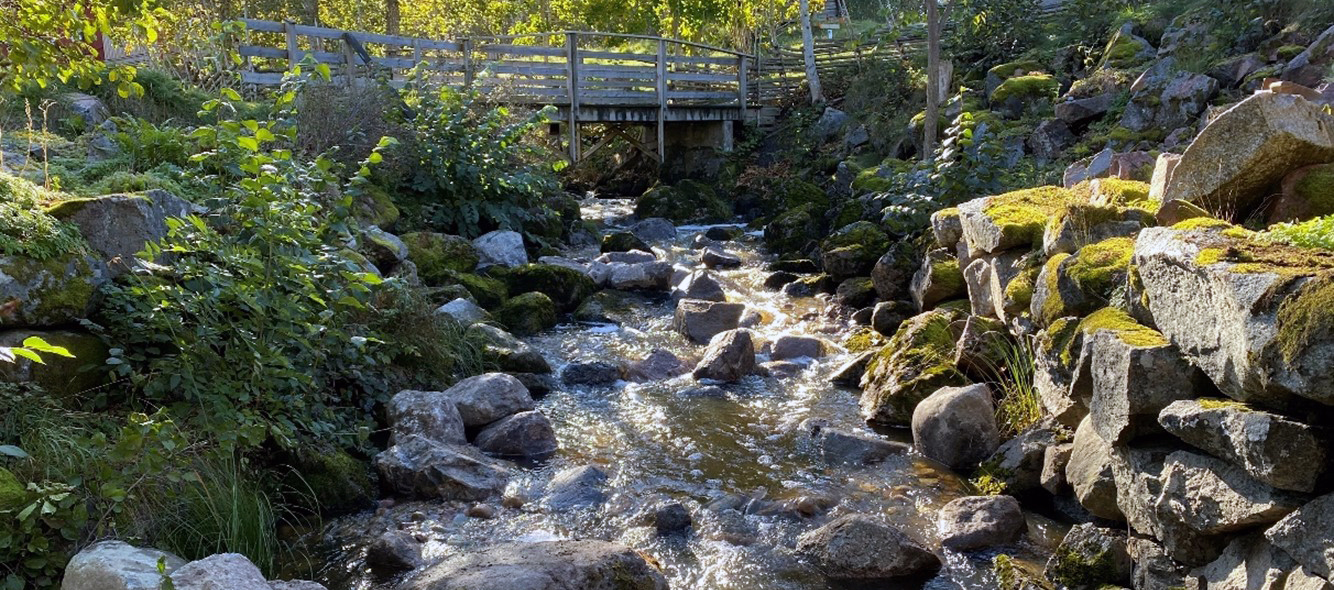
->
1263 215 1334 250
110 117 193 172
0 173 86 260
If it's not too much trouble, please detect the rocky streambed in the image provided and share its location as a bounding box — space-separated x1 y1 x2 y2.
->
297 198 1065 590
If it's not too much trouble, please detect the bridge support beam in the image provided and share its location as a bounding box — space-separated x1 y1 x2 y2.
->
662 120 734 180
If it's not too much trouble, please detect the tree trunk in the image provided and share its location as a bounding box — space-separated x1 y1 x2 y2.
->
386 0 400 34
305 0 319 25
923 0 940 161
799 0 823 104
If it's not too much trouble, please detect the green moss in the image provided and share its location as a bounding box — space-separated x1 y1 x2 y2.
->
1290 163 1334 216
862 309 965 418
1196 398 1251 411
402 232 479 285
936 299 973 314
823 220 889 251
444 271 509 309
1191 231 1334 277
1040 253 1073 324
1102 30 1149 67
931 258 966 294
988 59 1045 81
1173 217 1233 231
777 179 829 209
1067 237 1135 295
1276 44 1307 60
635 179 732 223
852 168 895 194
289 449 375 516
601 231 651 253
1078 307 1168 348
1004 266 1039 310
1091 178 1152 206
498 263 596 312
984 186 1080 248
1047 538 1129 589
0 467 26 511
764 203 821 256
990 74 1060 105
496 291 557 336
844 326 886 353
1275 274 1334 366
353 185 401 229
9 254 98 322
1044 316 1082 368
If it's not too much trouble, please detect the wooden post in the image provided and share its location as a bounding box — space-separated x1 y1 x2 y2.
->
737 56 748 117
462 38 474 88
342 37 356 87
655 38 667 163
565 32 580 162
283 20 299 70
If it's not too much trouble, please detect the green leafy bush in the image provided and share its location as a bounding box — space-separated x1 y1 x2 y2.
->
0 173 86 260
110 117 193 172
388 80 559 239
1263 215 1334 250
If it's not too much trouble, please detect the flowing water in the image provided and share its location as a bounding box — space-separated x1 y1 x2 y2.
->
304 198 1062 590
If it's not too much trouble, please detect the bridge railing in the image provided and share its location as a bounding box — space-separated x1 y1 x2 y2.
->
238 20 752 111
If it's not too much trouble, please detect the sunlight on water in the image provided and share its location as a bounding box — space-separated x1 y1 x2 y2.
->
306 197 1057 590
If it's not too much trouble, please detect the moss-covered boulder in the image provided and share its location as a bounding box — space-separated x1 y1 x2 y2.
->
600 231 652 254
402 232 479 285
1135 225 1334 407
1097 24 1154 70
573 289 644 324
1044 524 1132 589
289 449 376 515
1270 162 1334 224
0 467 26 512
0 329 108 398
821 221 890 279
763 203 823 257
990 74 1060 118
0 252 107 328
438 271 509 309
635 180 731 223
930 207 963 249
496 292 557 336
985 59 1046 98
1042 201 1153 256
352 185 400 229
859 308 968 426
1031 237 1134 326
499 264 596 312
46 190 197 274
959 186 1079 254
465 323 551 373
910 249 965 311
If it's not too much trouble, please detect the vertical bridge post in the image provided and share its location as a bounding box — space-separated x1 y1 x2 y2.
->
462 38 474 88
655 38 667 163
738 55 748 121
565 32 580 162
283 20 299 70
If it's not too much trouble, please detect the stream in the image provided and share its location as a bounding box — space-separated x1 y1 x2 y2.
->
303 198 1062 590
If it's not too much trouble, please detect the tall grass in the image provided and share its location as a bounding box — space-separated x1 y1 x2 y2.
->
979 335 1041 436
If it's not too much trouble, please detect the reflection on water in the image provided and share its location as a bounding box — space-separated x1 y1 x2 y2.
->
305 198 1057 590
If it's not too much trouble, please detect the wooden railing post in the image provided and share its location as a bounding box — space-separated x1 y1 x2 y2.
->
655 38 667 163
283 20 299 70
342 38 356 87
462 38 474 88
565 32 580 161
738 56 748 115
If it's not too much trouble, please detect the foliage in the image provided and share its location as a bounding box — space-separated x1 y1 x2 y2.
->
388 78 559 239
1263 215 1334 250
111 117 194 172
0 173 87 261
0 337 74 367
981 335 1041 436
0 0 165 97
948 0 1044 67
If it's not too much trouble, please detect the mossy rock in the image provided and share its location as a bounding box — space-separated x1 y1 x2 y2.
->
289 449 376 516
1076 307 1168 349
821 221 891 278
763 203 824 257
496 291 557 336
0 251 105 328
352 185 400 229
990 75 1060 108
574 289 642 324
635 179 731 223
0 330 109 399
775 179 829 210
967 186 1080 253
987 59 1045 81
852 167 896 195
601 231 651 254
0 467 27 512
1099 25 1154 69
436 271 509 309
402 232 479 285
859 308 968 426
1033 238 1132 325
829 199 868 230
497 263 596 312
1274 163 1334 222
1083 178 1153 208
844 326 887 352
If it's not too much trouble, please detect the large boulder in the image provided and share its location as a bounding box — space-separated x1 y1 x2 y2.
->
543 465 609 511
692 329 756 382
909 248 965 311
387 389 468 445
472 230 528 269
1044 524 1132 589
629 217 677 242
46 190 196 273
1120 59 1218 133
958 187 1076 254
1034 318 1086 428
466 324 551 374
635 179 731 224
1066 417 1124 522
871 243 917 301
795 514 940 580
435 298 489 326
763 203 822 257
770 335 826 361
1077 312 1203 444
672 270 726 302
473 410 558 459
820 221 890 279
806 421 909 465
1134 227 1334 406
1270 163 1334 224
496 292 557 336
62 540 186 590
359 226 408 270
1282 23 1334 87
1158 399 1326 493
1185 533 1297 590
936 495 1026 551
600 231 652 254
982 425 1061 496
0 250 108 328
910 384 1000 470
366 530 423 574
1158 92 1334 220
673 299 744 344
445 372 535 427
374 436 510 501
1154 450 1306 539
1265 492 1334 579
605 260 673 290
398 540 668 590
170 553 269 590
402 232 480 283
859 309 967 426
498 264 596 312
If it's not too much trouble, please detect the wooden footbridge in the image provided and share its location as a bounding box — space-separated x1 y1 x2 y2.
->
240 19 784 164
